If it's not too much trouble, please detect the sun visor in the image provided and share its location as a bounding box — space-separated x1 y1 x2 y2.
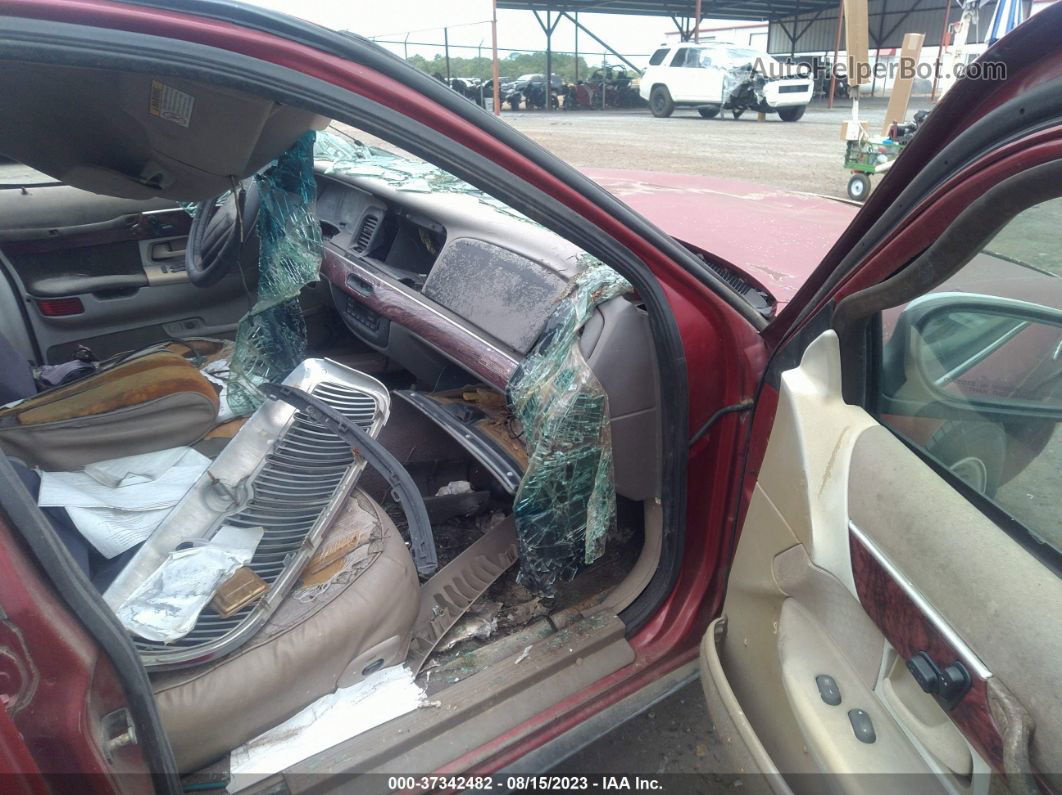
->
0 63 329 201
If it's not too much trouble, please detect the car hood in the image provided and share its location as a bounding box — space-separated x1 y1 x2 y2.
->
581 168 858 307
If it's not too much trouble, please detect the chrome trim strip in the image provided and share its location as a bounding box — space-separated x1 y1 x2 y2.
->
849 521 992 680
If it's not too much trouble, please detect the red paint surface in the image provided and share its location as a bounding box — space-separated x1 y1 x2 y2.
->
1 0 768 777
4 0 1061 781
0 518 151 790
582 169 858 307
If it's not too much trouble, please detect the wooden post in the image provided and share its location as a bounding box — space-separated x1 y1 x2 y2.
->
694 0 702 42
882 32 924 134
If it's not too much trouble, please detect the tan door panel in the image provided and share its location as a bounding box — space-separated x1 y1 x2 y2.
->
701 330 1006 794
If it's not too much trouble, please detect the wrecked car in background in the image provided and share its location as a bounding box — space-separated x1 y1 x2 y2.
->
641 42 813 120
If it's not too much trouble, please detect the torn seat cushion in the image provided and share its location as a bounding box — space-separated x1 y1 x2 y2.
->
151 491 420 773
0 352 219 470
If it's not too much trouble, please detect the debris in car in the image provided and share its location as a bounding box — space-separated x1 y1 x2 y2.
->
37 446 211 558
209 566 268 618
113 523 264 642
437 599 502 651
435 480 472 496
227 131 323 413
103 360 390 669
508 259 632 595
228 664 426 789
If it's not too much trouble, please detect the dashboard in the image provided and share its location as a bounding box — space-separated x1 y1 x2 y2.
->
316 171 586 389
315 170 663 501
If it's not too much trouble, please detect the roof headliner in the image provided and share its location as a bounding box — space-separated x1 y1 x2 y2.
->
495 0 839 23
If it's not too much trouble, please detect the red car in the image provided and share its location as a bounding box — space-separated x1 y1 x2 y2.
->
0 1 1059 793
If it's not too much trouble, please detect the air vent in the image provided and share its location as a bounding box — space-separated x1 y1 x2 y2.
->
353 214 379 253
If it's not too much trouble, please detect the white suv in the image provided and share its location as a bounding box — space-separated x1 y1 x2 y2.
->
639 43 813 121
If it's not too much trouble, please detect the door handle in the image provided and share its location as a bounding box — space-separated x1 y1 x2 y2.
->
987 678 1038 795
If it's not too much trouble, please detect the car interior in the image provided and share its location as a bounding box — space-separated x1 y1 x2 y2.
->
0 62 669 776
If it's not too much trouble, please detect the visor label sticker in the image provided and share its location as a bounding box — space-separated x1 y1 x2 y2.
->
149 80 195 128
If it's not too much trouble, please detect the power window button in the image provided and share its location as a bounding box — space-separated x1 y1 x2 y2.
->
848 708 877 744
815 674 842 706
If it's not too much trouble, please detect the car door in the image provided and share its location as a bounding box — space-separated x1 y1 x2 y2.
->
698 39 1062 795
0 170 250 365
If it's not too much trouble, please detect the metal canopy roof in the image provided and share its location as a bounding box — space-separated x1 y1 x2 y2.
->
495 0 839 23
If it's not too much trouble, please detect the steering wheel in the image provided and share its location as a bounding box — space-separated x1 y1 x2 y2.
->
185 178 261 288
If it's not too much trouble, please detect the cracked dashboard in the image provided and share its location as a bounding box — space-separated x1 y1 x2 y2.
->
316 171 586 390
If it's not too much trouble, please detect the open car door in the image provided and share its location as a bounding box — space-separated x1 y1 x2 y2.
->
699 20 1062 795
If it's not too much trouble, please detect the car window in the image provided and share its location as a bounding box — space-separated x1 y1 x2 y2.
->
649 48 669 66
876 197 1062 558
670 48 689 68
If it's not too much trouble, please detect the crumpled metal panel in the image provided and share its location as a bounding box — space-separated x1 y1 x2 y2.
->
506 259 632 596
228 130 323 413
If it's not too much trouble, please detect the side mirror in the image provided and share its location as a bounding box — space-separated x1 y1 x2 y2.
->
884 292 1062 418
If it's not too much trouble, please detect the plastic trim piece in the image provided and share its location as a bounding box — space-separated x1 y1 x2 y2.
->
848 522 991 680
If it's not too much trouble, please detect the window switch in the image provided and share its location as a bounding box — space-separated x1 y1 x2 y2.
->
815 674 842 706
848 708 877 744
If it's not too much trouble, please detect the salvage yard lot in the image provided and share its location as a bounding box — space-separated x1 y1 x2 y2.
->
503 97 933 201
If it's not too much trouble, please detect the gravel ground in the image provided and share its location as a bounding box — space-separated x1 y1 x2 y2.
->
501 96 934 200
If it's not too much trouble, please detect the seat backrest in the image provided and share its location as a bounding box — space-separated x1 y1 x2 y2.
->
0 333 37 406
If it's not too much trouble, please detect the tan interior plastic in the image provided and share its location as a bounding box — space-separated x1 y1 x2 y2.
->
700 331 1008 794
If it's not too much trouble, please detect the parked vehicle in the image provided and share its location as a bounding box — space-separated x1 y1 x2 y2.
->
0 1 1060 792
507 73 562 110
640 42 814 120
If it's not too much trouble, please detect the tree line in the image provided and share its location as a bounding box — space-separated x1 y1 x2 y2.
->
406 51 596 82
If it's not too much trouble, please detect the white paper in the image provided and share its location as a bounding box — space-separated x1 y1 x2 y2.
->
65 506 175 560
83 446 191 488
38 447 211 558
228 665 425 791
39 447 210 511
114 524 264 642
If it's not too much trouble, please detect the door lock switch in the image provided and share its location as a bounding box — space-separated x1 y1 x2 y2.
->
848 709 877 744
815 674 842 706
907 651 940 693
906 651 972 710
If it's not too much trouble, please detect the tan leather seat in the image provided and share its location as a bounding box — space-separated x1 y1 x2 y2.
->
151 490 420 773
0 351 220 469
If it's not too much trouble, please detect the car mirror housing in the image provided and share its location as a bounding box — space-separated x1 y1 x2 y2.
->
886 292 1062 419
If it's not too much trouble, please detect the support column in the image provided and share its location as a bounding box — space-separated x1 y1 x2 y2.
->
694 0 702 42
546 9 553 111
829 0 844 108
574 11 579 82
491 0 501 115
444 27 451 82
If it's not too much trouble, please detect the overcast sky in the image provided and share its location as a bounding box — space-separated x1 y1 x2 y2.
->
241 1 738 67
